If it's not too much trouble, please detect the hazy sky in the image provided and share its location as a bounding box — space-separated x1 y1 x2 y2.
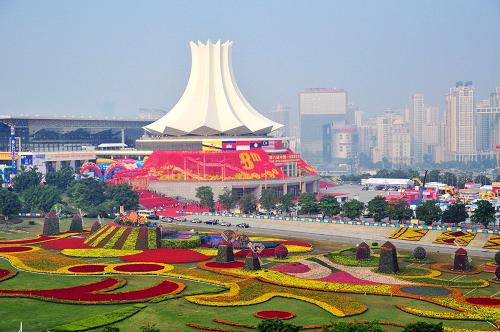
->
0 0 499 119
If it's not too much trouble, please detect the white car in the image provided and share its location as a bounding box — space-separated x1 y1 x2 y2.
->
220 221 231 227
190 218 203 223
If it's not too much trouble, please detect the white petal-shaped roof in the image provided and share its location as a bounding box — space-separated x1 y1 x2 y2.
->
144 41 283 136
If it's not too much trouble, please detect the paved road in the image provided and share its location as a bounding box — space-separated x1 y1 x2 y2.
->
170 215 496 260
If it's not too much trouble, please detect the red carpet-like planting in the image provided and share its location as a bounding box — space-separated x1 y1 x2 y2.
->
319 271 381 285
0 268 15 281
0 235 57 245
68 264 107 273
255 310 295 320
465 297 500 306
272 262 311 274
41 237 91 250
113 263 165 273
0 246 33 253
120 248 211 264
0 277 184 303
234 248 275 258
279 240 312 248
205 261 244 268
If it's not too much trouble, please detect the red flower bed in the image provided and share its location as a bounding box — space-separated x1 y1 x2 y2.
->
41 237 91 250
68 264 107 273
0 277 184 303
113 263 165 273
120 248 211 264
465 297 500 306
279 240 312 248
0 268 15 281
0 235 57 245
0 246 33 253
255 310 295 320
319 271 380 285
205 261 244 268
272 262 311 274
234 248 275 258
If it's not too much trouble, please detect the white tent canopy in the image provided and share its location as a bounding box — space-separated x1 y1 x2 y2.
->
144 41 283 136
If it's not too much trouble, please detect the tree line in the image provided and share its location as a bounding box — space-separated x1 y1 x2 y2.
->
0 167 138 220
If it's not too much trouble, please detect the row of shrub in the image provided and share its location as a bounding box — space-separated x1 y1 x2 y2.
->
161 236 201 249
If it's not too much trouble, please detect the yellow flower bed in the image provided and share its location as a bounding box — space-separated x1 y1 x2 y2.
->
61 248 142 258
433 231 476 247
389 227 428 241
193 244 311 256
85 225 116 247
285 245 313 253
192 248 218 256
483 234 500 249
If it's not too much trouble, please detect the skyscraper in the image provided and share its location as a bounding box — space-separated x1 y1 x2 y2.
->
299 88 347 164
409 93 424 164
270 105 290 137
446 82 476 162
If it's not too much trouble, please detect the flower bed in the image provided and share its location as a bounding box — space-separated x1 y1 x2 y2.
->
319 271 380 285
204 261 244 269
388 228 428 241
61 248 142 258
0 248 84 272
85 224 116 246
0 277 184 303
326 254 379 267
272 262 311 274
161 236 201 249
41 237 91 250
67 264 107 273
483 234 500 249
112 263 166 273
234 248 275 258
465 297 500 306
433 231 476 246
0 234 60 245
120 248 211 264
279 240 312 247
255 310 295 320
0 246 34 253
431 263 482 275
0 268 16 281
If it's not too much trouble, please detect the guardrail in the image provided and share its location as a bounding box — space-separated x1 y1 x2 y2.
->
176 211 499 235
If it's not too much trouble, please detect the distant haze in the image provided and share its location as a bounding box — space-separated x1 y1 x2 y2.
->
0 0 499 119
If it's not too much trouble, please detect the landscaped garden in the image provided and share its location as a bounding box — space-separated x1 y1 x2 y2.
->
1 214 500 331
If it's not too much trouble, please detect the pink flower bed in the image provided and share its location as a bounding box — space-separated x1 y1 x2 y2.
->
41 237 90 250
272 262 311 274
234 248 275 258
120 248 211 264
318 271 381 285
0 246 33 253
279 240 312 247
113 263 165 273
465 297 500 306
255 310 295 320
483 265 497 273
205 261 244 268
0 268 14 281
68 265 107 273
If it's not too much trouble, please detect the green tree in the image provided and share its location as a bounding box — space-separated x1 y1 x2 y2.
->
260 189 278 212
322 321 383 332
195 186 215 211
472 200 496 227
12 167 42 192
403 322 443 332
67 178 106 210
342 199 365 219
218 189 237 210
106 184 139 210
428 169 441 182
239 193 257 214
279 193 295 213
0 189 21 220
319 195 341 217
441 203 468 224
45 166 75 190
367 196 389 222
474 174 491 185
23 185 62 213
387 199 413 221
415 200 442 225
258 319 300 332
298 193 319 215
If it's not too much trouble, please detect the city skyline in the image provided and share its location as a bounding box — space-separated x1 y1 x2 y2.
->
0 0 499 118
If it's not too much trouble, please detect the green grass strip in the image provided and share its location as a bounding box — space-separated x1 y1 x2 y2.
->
51 304 147 331
103 226 127 249
306 257 339 272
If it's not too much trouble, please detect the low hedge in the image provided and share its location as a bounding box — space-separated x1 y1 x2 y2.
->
161 236 201 249
51 304 146 331
326 254 379 267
